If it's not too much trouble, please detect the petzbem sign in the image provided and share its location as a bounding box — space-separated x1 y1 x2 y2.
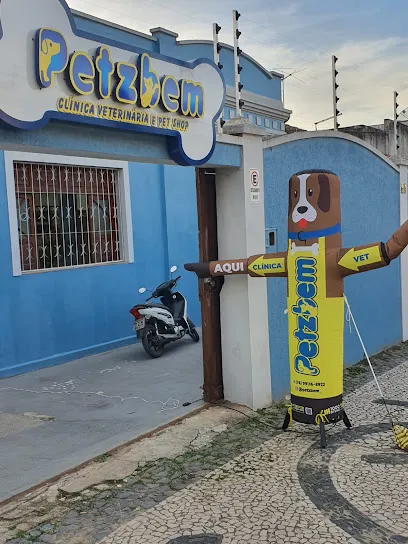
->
0 0 226 166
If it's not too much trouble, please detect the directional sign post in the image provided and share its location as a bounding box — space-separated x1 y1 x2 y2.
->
248 255 286 276
338 245 382 272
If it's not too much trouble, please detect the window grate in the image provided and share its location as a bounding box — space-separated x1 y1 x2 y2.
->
13 162 123 272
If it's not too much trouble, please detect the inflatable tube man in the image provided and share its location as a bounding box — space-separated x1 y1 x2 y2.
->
185 170 408 447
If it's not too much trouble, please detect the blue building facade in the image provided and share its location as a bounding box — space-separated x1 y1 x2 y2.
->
0 7 290 377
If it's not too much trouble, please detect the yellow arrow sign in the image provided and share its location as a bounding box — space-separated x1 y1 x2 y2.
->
248 255 286 277
338 245 382 272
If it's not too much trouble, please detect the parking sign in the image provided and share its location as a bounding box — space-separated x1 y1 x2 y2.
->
249 169 261 203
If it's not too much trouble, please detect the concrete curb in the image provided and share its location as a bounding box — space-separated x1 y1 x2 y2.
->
0 403 209 508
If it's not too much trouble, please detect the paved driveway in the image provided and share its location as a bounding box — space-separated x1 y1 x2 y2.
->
99 356 408 544
2 343 408 544
0 336 203 502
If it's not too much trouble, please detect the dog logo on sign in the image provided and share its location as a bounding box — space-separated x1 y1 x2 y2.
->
37 28 68 88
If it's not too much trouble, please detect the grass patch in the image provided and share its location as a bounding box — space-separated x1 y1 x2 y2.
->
346 364 368 376
95 453 111 463
14 529 37 541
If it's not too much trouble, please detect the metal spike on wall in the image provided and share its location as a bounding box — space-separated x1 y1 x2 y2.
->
232 10 244 117
213 22 224 131
394 91 400 158
332 55 340 130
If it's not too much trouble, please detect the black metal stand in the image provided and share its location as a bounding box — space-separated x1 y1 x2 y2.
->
281 409 352 449
281 411 291 430
319 419 327 448
343 411 352 429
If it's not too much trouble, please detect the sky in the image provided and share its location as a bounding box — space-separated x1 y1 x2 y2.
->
67 0 408 130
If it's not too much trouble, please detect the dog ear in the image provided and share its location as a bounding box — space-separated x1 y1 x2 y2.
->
288 176 293 216
318 174 330 213
41 39 49 55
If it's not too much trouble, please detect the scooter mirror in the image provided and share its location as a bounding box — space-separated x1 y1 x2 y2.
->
170 266 178 273
139 287 147 294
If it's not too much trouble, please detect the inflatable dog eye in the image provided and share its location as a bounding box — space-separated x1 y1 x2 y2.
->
185 169 408 447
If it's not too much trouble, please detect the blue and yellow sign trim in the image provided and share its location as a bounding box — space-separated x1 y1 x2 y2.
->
0 0 225 167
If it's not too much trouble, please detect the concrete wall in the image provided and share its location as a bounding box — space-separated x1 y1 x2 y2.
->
341 119 408 161
382 119 408 159
340 126 389 156
216 122 271 410
263 133 401 399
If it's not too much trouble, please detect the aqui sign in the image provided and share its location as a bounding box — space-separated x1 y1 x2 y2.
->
0 0 226 165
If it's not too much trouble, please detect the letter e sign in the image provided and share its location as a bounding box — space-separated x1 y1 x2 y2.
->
249 169 261 203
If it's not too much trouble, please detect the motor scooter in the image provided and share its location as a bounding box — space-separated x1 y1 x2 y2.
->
130 266 200 358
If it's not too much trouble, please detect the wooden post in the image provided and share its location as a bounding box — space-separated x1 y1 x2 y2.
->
196 168 224 403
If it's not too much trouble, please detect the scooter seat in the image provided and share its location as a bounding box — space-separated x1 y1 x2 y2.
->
139 303 171 311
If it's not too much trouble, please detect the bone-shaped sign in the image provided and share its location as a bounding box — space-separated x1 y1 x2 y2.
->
290 242 319 256
0 0 225 166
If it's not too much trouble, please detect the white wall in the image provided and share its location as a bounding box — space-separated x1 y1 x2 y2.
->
216 126 272 409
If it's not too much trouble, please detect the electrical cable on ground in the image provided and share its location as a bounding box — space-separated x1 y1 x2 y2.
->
182 398 203 407
0 386 181 413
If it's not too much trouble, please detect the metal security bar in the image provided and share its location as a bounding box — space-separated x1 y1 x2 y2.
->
13 162 123 272
232 9 244 117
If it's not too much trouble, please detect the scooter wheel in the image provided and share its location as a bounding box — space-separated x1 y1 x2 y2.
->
142 324 165 358
188 328 200 343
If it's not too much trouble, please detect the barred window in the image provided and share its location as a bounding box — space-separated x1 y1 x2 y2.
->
14 162 123 272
